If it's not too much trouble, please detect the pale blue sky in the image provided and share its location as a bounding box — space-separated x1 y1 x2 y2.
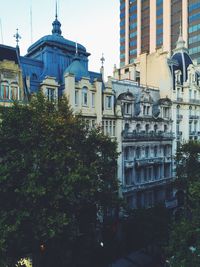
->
0 0 119 78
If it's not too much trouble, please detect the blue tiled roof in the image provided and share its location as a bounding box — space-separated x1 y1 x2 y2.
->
26 34 87 56
171 52 193 83
64 56 89 81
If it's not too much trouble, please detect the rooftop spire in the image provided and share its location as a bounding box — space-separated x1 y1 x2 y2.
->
52 1 62 36
176 16 185 50
13 28 21 47
100 53 105 67
56 1 58 19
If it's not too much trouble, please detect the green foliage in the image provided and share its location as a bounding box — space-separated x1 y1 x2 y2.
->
0 93 119 266
166 141 200 267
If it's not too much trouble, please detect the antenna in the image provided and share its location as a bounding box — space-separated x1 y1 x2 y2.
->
56 0 58 19
30 3 33 43
0 18 3 44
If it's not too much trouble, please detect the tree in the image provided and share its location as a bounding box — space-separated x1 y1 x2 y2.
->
0 93 119 266
166 141 200 267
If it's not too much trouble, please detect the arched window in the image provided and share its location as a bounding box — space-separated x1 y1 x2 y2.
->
136 147 141 159
136 123 140 132
145 146 149 158
145 124 149 133
82 86 88 106
154 124 158 132
10 84 18 100
0 82 9 99
154 146 157 157
125 123 129 132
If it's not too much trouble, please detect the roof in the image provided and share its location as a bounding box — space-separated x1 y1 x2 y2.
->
64 56 90 80
0 45 19 64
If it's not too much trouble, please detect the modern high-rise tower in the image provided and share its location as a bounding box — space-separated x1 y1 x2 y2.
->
120 0 200 67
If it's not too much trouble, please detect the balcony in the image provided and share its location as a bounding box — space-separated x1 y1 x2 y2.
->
176 97 183 102
177 131 182 140
189 115 200 120
135 157 164 167
122 130 174 141
124 160 134 168
189 131 198 136
164 156 172 163
189 99 200 104
122 177 174 194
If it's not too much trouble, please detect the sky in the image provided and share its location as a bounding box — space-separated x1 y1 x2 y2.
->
0 0 119 79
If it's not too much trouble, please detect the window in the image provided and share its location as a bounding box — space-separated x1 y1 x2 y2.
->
125 169 132 185
10 85 18 100
145 124 149 133
0 83 9 99
46 88 55 101
92 93 95 108
136 124 140 132
106 95 112 109
82 87 88 106
163 107 169 118
75 90 79 106
113 121 116 136
124 103 132 114
154 146 158 157
145 146 149 158
136 147 141 159
154 124 158 132
136 169 141 183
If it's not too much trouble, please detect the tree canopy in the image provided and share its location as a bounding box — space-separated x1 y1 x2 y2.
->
0 94 119 266
166 141 200 267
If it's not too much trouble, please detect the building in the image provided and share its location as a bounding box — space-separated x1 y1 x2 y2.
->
0 45 24 106
120 0 200 67
111 79 173 208
0 12 175 209
126 30 200 156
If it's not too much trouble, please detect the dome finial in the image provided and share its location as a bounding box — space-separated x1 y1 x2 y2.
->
175 16 185 49
52 1 62 36
55 1 58 19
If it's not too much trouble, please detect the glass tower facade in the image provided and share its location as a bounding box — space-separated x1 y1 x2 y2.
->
120 0 200 66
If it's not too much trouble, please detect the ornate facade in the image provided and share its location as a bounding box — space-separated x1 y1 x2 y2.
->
111 80 173 208
0 45 24 106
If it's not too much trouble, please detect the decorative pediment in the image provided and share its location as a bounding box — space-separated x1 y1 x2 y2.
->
140 89 153 103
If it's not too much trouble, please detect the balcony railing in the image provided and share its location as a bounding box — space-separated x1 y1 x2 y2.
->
122 177 174 193
189 99 200 104
135 157 164 167
124 160 134 168
189 131 198 136
122 130 174 141
189 115 200 120
177 97 183 102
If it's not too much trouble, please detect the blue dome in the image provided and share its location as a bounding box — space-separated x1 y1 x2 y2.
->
27 34 87 55
64 56 90 80
171 52 193 83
